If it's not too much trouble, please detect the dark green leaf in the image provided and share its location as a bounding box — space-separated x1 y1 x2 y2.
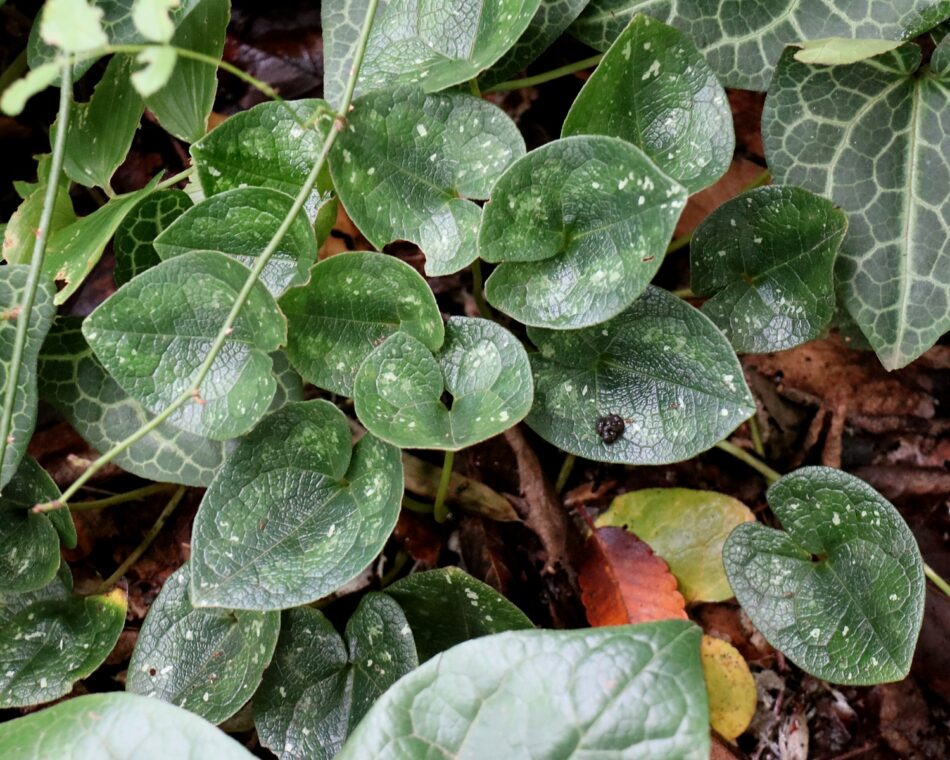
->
3 158 75 266
114 189 192 286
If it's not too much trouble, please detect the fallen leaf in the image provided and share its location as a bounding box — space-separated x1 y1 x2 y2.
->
701 635 757 740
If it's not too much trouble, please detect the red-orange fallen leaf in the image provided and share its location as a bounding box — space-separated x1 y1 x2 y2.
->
578 526 687 627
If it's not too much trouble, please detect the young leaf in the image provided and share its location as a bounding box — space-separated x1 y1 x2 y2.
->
0 587 126 707
130 46 178 98
337 622 710 760
127 564 280 723
0 692 256 758
255 595 418 760
354 317 533 450
764 44 950 369
3 159 75 266
83 251 285 440
281 251 444 396
40 0 108 53
481 136 686 328
562 14 733 194
598 488 754 603
691 186 847 353
527 286 755 464
0 266 56 490
0 63 60 116
570 0 950 90
154 187 317 297
384 567 533 661
701 635 756 741
190 400 403 610
132 0 179 42
38 318 228 487
331 87 524 276
114 189 192 285
724 467 925 685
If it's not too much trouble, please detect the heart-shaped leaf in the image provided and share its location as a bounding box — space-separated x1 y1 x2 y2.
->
114 189 192 286
331 87 525 276
0 692 255 758
598 488 754 603
764 42 950 368
281 251 444 396
527 286 755 464
701 635 756 741
127 563 280 723
0 266 56 489
190 400 402 610
724 467 925 685
691 186 847 353
384 567 533 661
83 251 285 440
337 621 710 760
255 595 418 760
562 14 733 194
354 317 533 450
481 136 686 328
155 187 316 297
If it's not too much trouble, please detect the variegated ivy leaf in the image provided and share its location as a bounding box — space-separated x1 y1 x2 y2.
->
480 135 686 328
83 251 286 440
128 564 280 723
190 401 403 610
764 42 950 369
353 317 533 450
570 0 950 90
527 286 755 464
331 87 525 276
562 14 733 194
114 189 192 285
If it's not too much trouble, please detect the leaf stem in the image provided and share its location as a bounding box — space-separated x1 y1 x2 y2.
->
555 453 576 493
402 495 435 514
484 54 603 93
94 485 187 593
924 563 950 598
155 166 195 190
470 259 493 319
714 440 781 485
380 550 409 587
433 449 455 523
748 413 766 457
0 63 71 490
64 482 178 512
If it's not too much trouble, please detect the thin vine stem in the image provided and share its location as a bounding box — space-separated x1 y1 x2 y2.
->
155 166 195 190
924 563 950 598
555 453 576 493
484 54 603 93
714 440 781 484
56 482 177 513
432 449 455 524
470 259 493 319
37 0 383 512
0 63 71 490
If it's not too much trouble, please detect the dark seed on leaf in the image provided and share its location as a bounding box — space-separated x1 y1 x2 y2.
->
596 414 625 444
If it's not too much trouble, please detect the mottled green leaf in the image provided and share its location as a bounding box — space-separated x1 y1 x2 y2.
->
281 251 444 396
690 185 847 353
354 317 533 450
481 136 686 328
331 87 525 276
725 467 925 685
255 596 417 760
794 37 904 65
83 251 285 440
0 692 256 759
385 567 533 661
190 400 402 610
764 44 950 369
114 189 192 285
128 564 280 723
338 621 709 760
40 0 108 53
527 286 755 464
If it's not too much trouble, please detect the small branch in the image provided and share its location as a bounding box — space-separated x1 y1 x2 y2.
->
66 482 177 512
714 440 781 485
433 449 456 523
925 563 950 598
484 54 603 93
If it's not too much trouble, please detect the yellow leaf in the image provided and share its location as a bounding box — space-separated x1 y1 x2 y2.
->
701 635 756 740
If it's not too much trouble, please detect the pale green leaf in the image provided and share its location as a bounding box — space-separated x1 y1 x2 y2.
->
0 62 60 116
40 0 108 53
3 162 75 266
114 189 192 285
794 37 904 65
131 45 178 98
132 0 180 42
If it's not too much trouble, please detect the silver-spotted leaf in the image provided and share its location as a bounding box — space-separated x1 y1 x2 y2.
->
354 317 533 450
114 189 192 286
481 136 686 328
331 87 525 276
527 286 755 464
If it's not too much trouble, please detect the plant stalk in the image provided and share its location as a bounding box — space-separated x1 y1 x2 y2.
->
155 166 195 190
433 449 455 523
63 482 178 512
555 453 576 493
714 440 781 485
925 563 950 599
470 258 493 319
484 54 603 93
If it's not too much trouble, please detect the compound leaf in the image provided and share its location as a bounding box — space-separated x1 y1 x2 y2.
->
114 189 192 286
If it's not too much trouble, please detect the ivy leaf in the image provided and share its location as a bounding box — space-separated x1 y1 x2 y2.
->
724 467 925 685
481 136 686 328
570 0 950 90
701 635 756 741
598 488 754 603
562 14 733 194
0 587 126 707
338 621 710 760
691 186 847 354
155 187 317 297
127 564 280 723
354 317 533 450
114 189 192 286
83 251 286 440
527 286 755 464
40 0 108 53
0 692 256 758
281 251 444 397
384 567 533 661
255 596 418 760
764 44 950 369
0 266 56 490
190 400 402 610
331 87 525 276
